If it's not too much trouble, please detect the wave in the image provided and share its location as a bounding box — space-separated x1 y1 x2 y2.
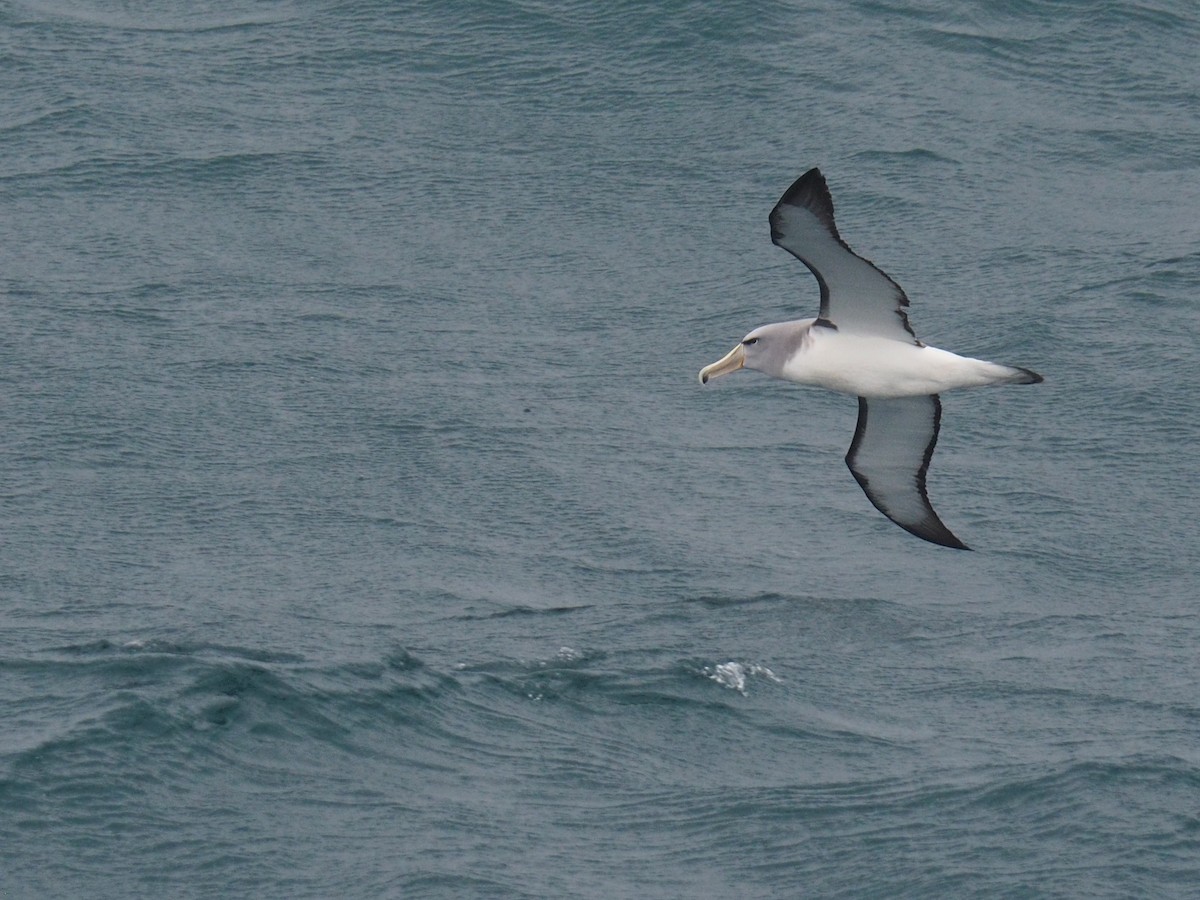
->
0 639 790 775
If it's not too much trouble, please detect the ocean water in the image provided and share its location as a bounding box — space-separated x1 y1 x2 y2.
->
3 0 1200 896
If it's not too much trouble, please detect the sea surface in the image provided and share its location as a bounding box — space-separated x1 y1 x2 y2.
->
3 0 1200 896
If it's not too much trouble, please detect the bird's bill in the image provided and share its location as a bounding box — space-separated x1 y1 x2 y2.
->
698 344 745 384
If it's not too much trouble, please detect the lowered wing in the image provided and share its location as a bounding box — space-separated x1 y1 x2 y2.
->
845 395 969 549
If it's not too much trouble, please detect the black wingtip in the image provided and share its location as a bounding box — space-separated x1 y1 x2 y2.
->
848 466 972 550
911 524 972 551
890 507 972 549
779 167 826 202
772 167 840 240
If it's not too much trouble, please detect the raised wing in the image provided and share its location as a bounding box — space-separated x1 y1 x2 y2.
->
769 168 917 343
845 395 969 549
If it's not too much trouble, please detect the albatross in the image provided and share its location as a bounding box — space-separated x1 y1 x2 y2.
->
699 168 1042 550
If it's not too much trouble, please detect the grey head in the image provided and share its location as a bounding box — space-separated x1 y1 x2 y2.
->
698 319 814 384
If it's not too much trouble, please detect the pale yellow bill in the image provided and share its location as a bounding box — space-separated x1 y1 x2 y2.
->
698 344 745 384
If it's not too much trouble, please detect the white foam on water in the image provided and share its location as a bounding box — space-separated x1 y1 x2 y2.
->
704 662 782 695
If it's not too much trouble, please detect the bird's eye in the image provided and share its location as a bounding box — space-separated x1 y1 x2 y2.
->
743 338 758 346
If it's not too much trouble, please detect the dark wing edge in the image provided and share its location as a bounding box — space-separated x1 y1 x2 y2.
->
769 168 917 341
844 395 971 550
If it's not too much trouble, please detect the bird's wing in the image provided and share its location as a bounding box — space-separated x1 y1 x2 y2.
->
769 168 918 343
844 395 969 549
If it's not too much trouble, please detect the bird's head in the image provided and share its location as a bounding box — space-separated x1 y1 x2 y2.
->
698 322 804 384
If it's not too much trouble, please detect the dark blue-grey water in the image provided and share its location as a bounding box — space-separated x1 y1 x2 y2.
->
3 1 1200 896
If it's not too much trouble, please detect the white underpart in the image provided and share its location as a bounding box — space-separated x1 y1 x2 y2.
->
778 328 1018 399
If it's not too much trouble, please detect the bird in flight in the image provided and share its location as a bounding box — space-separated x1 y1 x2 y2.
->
699 168 1042 549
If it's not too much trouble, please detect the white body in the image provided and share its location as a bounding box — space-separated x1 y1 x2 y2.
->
779 319 1021 399
698 168 1041 548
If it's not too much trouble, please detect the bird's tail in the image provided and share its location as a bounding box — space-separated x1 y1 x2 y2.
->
1000 365 1043 385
